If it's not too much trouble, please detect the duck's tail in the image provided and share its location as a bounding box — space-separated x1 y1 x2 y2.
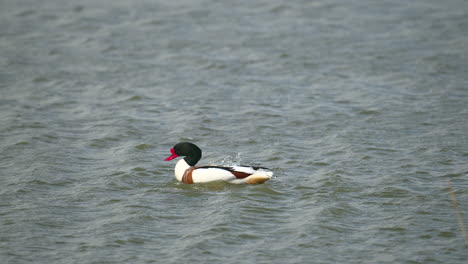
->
245 170 273 184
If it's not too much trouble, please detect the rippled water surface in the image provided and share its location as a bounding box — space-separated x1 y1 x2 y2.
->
1 0 468 263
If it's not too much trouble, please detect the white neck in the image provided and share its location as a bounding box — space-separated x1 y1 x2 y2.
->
174 159 191 181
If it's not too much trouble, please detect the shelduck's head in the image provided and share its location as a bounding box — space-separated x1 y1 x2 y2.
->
164 142 202 166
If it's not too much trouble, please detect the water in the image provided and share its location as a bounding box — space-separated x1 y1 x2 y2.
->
1 0 468 263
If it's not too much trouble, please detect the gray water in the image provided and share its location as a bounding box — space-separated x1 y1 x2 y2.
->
1 0 468 263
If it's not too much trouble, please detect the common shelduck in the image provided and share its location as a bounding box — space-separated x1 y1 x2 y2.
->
164 142 273 184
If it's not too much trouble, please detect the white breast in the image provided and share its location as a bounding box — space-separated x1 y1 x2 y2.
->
174 159 190 181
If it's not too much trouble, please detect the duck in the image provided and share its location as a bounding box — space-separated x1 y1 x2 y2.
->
164 142 273 184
